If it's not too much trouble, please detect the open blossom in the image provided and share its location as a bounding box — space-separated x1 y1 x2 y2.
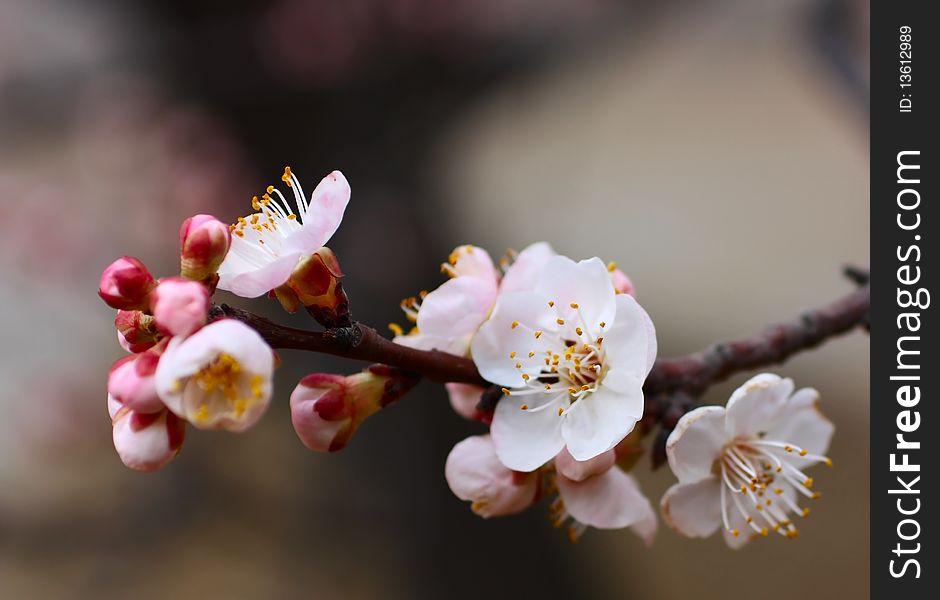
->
660 374 834 548
150 277 210 337
109 395 185 472
471 255 657 471
179 214 232 281
217 168 350 298
290 365 420 452
394 242 555 356
155 319 275 432
99 256 156 310
445 435 656 543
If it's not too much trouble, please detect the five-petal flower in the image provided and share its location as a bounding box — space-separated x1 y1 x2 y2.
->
660 373 834 548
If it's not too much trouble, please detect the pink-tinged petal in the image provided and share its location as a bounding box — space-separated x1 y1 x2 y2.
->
602 294 657 378
666 405 727 484
470 291 561 388
98 256 156 310
449 245 498 281
765 387 834 459
445 435 538 518
108 393 123 421
283 170 350 255
112 409 185 472
725 374 793 439
445 383 488 422
417 276 497 348
536 256 616 331
394 331 471 356
610 268 636 296
217 249 302 298
179 214 231 280
558 468 657 541
108 353 164 414
555 447 615 482
151 277 210 337
500 242 556 293
562 385 642 462
290 378 352 452
660 477 722 538
491 393 565 472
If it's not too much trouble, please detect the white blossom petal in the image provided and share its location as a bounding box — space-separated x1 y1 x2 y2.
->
660 477 723 538
562 384 642 461
491 393 565 472
499 242 556 293
602 294 657 377
558 468 657 543
764 387 834 460
417 276 497 351
725 374 793 438
282 170 350 255
666 405 727 484
535 256 616 331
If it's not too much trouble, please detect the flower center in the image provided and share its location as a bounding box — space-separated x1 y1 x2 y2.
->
503 301 608 417
715 437 832 540
228 167 308 262
190 352 265 421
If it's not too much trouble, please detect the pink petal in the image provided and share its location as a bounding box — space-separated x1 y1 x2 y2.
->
283 170 350 255
660 477 722 538
445 435 538 518
557 468 657 543
554 447 616 482
500 242 555 293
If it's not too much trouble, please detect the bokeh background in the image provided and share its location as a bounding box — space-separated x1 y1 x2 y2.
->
0 0 869 598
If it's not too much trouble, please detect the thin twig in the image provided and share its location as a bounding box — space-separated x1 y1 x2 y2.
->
213 269 869 400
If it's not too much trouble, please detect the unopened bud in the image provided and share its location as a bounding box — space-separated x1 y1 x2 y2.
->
179 214 231 281
109 395 185 472
150 277 210 337
283 247 350 327
99 256 156 310
115 310 159 353
290 365 419 452
107 342 165 414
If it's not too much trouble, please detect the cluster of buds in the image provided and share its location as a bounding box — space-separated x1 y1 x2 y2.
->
100 214 276 470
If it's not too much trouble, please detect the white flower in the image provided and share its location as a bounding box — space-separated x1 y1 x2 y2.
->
660 374 834 548
445 435 657 544
217 168 350 298
394 242 555 356
470 255 657 471
155 319 275 432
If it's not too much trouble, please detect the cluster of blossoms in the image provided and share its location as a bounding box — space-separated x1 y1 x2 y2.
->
99 166 836 549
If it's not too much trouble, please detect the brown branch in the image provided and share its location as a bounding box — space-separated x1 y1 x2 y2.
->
212 269 869 399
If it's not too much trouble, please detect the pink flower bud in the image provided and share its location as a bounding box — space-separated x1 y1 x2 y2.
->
115 310 159 353
179 214 231 281
99 256 156 310
610 267 636 297
110 396 186 472
445 435 539 518
107 345 165 414
282 247 350 327
290 365 419 452
150 277 210 337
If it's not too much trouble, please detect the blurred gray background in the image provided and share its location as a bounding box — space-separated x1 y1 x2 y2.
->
0 0 869 598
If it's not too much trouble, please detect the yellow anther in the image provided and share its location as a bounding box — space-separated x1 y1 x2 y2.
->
580 385 590 391
511 321 519 329
599 322 606 328
732 528 740 537
824 458 833 467
501 388 511 396
509 351 517 358
804 478 814 488
287 214 297 220
388 323 404 336
534 331 543 339
266 185 275 194
786 530 799 539
607 261 617 272
568 387 578 395
251 196 262 210
544 384 552 390
515 363 522 369
569 303 579 309
521 374 530 381
784 445 793 452
528 351 535 358
575 327 583 336
761 528 769 537
556 319 565 325
548 300 555 307
557 407 564 416
799 449 808 456
774 488 783 495
802 507 811 517
811 492 821 500
520 404 529 410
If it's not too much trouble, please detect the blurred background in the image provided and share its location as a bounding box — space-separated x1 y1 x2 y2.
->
0 0 869 598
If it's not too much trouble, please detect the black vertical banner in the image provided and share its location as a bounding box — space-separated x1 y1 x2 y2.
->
872 2 936 597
